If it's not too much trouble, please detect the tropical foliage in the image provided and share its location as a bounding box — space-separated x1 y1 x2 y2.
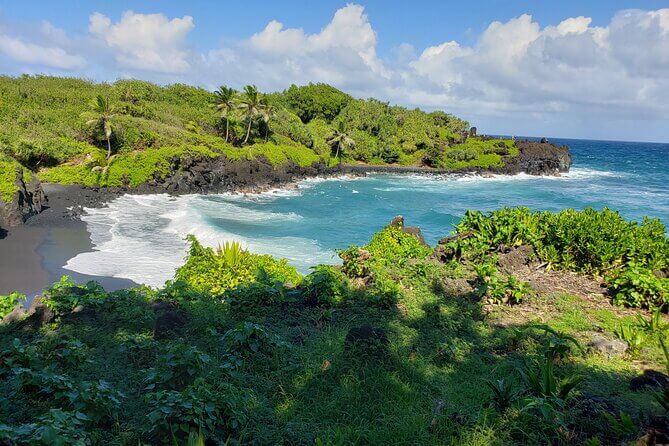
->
1 209 667 444
0 75 514 200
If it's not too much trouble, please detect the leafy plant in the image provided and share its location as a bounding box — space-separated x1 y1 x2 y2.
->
0 291 23 318
614 323 646 358
0 409 89 446
609 264 668 310
485 378 518 411
603 411 637 438
145 379 246 442
222 322 284 357
302 265 349 307
518 358 582 401
43 275 106 315
475 263 532 305
145 342 212 390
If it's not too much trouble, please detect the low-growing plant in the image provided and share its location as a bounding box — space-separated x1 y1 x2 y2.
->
175 236 301 296
57 379 124 424
635 306 668 334
145 342 212 390
0 409 89 446
365 225 432 264
518 358 582 401
222 322 284 357
485 378 518 411
614 323 646 358
475 263 532 305
366 275 401 308
302 265 349 307
0 338 40 371
603 411 638 438
609 264 668 310
0 291 23 318
46 337 91 369
338 246 371 278
43 275 107 314
145 379 246 443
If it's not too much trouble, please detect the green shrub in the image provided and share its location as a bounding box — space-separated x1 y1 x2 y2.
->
0 291 23 318
145 342 212 391
175 236 301 297
42 276 107 315
366 225 432 263
609 264 668 310
222 322 284 357
475 263 532 305
145 380 246 443
451 207 669 308
302 265 349 307
0 409 90 445
366 275 401 308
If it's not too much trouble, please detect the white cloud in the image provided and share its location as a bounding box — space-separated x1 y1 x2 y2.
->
88 11 194 73
0 33 84 69
1 5 669 139
204 4 388 93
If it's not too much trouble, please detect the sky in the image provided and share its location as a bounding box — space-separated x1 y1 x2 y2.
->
1 1 668 142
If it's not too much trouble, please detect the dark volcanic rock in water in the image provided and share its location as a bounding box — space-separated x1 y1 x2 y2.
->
0 168 46 227
505 141 572 175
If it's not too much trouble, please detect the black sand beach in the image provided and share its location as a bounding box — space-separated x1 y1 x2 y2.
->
0 184 136 296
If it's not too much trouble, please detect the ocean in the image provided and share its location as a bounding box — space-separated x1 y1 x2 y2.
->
64 138 669 287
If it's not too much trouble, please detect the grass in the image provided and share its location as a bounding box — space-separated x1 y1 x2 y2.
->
1 212 667 444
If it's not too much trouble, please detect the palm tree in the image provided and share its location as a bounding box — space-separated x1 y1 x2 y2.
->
259 98 275 143
213 86 236 142
327 122 355 164
86 95 116 159
237 85 263 145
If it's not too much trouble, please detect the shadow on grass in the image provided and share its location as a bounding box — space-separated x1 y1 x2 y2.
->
0 277 662 445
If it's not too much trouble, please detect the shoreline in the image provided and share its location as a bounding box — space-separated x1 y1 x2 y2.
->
0 163 570 297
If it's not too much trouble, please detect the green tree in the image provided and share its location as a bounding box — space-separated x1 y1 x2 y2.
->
327 122 355 163
259 99 275 143
238 85 263 145
213 86 236 143
85 95 116 159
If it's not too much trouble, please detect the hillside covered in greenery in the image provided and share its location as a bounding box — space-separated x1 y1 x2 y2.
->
0 75 522 200
1 208 668 444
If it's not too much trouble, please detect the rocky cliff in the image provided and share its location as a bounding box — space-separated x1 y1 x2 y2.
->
502 140 572 175
0 169 47 227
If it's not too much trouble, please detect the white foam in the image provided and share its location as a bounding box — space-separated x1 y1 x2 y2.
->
64 192 335 288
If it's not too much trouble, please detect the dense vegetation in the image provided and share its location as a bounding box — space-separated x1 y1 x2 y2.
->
0 75 515 202
1 208 668 444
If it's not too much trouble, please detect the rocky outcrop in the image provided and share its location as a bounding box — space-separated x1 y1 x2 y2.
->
0 169 47 227
503 140 572 175
143 155 334 195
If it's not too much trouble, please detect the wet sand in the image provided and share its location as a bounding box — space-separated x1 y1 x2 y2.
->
0 184 136 296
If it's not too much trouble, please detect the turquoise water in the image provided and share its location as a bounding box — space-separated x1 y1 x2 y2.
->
66 138 669 287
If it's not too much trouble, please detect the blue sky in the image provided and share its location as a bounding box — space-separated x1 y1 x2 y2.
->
1 1 668 141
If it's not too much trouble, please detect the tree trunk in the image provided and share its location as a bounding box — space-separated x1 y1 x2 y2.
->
243 118 252 144
225 119 229 143
336 144 340 164
106 137 112 160
264 125 269 143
